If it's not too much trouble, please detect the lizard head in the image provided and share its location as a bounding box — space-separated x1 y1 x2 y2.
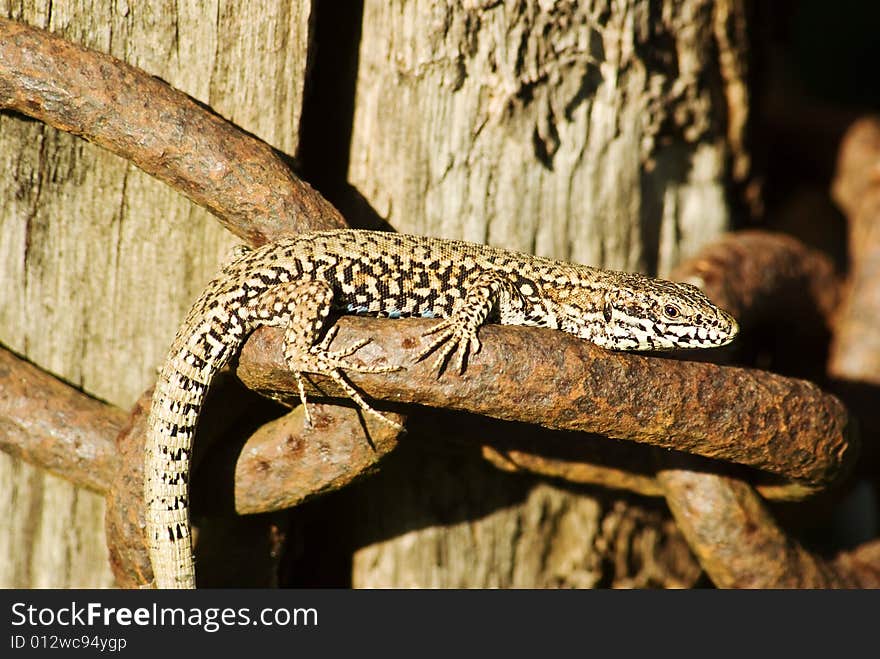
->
596 276 738 351
554 274 739 351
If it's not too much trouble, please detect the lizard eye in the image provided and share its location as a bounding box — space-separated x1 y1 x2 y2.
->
664 304 681 319
603 302 613 323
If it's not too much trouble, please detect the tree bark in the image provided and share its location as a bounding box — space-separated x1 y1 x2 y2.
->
0 1 312 587
346 0 749 587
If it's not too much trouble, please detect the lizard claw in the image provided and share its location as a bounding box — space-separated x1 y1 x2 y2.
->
416 319 480 375
287 330 402 431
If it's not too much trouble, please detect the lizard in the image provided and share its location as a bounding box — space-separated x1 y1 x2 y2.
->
144 228 739 589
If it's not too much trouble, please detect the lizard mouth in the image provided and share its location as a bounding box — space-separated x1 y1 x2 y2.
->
716 311 739 346
620 312 739 351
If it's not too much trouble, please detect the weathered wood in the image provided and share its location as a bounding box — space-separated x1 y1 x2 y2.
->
0 1 312 587
346 0 748 587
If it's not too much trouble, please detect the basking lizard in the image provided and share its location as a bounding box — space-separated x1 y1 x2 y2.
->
145 229 738 588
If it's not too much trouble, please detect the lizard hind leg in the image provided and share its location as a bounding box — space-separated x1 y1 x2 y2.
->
254 280 402 430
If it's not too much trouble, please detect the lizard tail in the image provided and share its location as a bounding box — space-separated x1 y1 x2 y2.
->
144 324 235 589
144 360 206 589
143 254 259 588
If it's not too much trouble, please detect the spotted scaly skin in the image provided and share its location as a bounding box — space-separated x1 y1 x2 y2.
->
145 229 739 588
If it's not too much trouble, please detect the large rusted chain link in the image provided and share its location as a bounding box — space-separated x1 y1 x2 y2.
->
234 314 851 495
656 469 880 587
0 18 345 245
0 345 403 587
0 347 124 493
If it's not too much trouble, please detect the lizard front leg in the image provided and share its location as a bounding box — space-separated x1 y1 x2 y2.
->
416 270 516 374
253 280 402 430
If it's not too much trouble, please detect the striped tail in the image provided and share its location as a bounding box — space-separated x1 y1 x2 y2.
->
144 329 236 588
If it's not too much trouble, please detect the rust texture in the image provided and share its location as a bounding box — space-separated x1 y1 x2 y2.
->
235 316 853 492
225 404 402 516
656 469 879 588
104 391 154 588
0 18 346 247
0 346 123 493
